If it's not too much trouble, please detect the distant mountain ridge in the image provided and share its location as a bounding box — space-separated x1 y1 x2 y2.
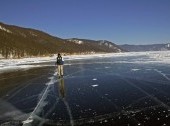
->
66 38 124 53
120 44 170 52
0 22 124 59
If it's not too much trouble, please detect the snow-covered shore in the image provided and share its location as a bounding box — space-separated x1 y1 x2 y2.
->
0 51 170 73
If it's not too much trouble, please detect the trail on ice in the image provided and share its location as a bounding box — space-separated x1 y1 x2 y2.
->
3 75 47 101
154 69 170 81
23 72 57 125
23 69 86 125
121 77 170 110
63 98 74 126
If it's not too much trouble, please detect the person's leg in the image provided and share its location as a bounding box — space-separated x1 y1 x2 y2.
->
57 65 61 77
61 65 64 76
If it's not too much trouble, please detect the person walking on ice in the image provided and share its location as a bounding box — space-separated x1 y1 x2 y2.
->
55 53 64 78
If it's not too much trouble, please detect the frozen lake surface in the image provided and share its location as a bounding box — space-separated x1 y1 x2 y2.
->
0 52 170 126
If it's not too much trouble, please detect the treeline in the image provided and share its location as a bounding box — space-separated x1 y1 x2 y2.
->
0 24 65 58
0 31 50 58
0 46 49 58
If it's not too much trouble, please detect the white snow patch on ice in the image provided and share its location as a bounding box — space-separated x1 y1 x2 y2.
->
92 78 97 81
91 84 99 87
0 56 56 73
23 117 33 124
131 69 140 71
46 72 57 85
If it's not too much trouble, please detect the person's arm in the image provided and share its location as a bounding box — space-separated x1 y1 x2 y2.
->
55 57 58 66
60 57 64 65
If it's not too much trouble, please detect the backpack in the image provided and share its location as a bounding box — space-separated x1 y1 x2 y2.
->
57 57 64 65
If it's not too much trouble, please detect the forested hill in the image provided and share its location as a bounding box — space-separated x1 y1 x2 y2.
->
0 22 124 58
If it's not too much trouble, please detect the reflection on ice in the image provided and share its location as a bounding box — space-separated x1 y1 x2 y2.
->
22 73 75 126
58 78 65 99
58 78 74 126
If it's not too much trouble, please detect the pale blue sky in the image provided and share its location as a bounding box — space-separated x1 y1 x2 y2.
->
0 0 170 44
